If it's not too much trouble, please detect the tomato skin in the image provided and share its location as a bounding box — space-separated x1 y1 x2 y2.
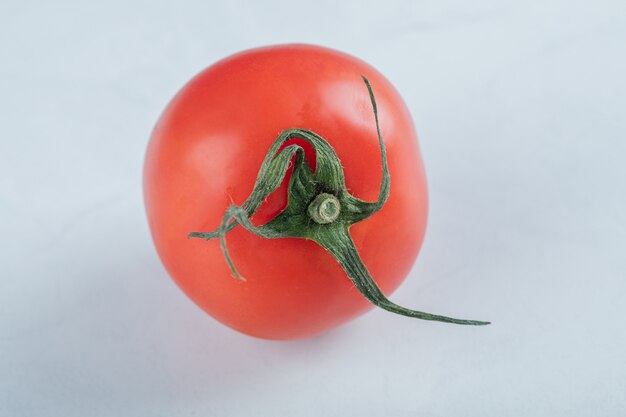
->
144 44 428 339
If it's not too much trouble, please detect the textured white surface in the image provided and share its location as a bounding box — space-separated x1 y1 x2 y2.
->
2 1 626 416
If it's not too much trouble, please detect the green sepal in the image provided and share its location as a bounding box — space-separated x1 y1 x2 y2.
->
189 76 489 326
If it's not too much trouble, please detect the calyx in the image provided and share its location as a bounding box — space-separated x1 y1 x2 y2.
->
189 76 489 326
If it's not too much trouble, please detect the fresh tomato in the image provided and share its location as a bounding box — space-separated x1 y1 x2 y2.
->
144 44 486 340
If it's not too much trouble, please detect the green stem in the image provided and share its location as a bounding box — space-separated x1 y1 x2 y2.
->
308 193 341 224
188 75 490 326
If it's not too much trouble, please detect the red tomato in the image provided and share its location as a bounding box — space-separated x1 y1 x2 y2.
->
144 44 428 339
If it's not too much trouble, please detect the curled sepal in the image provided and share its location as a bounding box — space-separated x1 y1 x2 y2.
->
189 76 490 326
188 143 309 241
315 225 490 326
187 143 311 279
213 205 294 280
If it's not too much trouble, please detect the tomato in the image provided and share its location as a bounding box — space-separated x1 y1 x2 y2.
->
144 44 486 340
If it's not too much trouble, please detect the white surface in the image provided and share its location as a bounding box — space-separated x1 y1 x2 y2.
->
2 1 625 416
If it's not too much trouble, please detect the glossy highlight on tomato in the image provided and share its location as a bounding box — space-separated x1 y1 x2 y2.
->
144 44 429 339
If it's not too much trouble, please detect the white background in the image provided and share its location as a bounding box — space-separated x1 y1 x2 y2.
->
2 1 625 416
